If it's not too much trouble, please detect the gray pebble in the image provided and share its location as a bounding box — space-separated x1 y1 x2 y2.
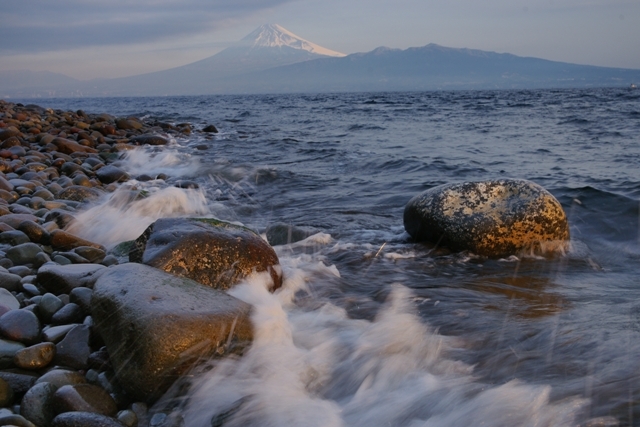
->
0 309 41 344
38 293 64 322
6 243 43 265
20 381 58 427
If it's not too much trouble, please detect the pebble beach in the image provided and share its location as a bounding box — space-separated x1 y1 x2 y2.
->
0 99 208 427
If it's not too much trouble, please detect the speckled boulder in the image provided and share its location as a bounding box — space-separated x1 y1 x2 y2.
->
91 263 253 403
129 217 282 291
404 179 569 257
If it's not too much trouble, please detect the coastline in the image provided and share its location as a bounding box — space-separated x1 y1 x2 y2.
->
0 99 206 426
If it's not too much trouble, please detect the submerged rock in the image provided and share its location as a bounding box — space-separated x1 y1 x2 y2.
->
91 263 253 403
130 217 282 291
404 179 569 257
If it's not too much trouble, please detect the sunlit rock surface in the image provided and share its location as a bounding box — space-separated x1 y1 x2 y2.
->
91 263 253 403
404 179 569 257
129 217 282 291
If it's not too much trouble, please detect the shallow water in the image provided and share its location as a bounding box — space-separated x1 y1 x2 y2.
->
29 88 640 426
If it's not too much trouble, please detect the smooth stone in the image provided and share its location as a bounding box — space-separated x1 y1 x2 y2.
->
0 230 30 245
0 414 37 427
0 338 26 368
0 175 14 192
57 186 102 202
36 369 87 388
87 347 110 371
5 242 43 265
43 210 76 229
404 179 571 257
54 324 90 369
51 303 83 325
0 309 41 344
53 255 72 265
52 384 118 416
14 342 56 370
51 411 126 427
0 288 20 311
32 188 54 201
69 287 92 314
130 217 282 291
128 134 168 146
38 293 65 322
265 223 317 245
51 138 98 155
0 214 39 229
0 369 38 394
91 263 253 402
74 247 106 263
55 251 89 264
50 230 105 252
116 410 137 427
96 165 129 184
37 263 106 295
0 377 13 406
18 220 51 245
42 324 77 344
9 265 33 277
202 124 219 133
0 271 21 292
22 283 41 296
20 381 58 427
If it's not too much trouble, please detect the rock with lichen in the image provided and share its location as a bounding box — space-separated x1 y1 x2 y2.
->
403 179 569 257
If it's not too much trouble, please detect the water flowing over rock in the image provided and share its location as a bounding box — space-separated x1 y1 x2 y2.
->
129 217 282 291
404 179 569 257
91 263 253 403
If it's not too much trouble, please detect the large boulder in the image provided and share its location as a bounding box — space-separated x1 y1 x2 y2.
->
91 263 253 403
130 217 282 291
404 179 569 257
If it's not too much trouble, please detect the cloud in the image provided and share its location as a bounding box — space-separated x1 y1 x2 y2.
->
0 0 297 54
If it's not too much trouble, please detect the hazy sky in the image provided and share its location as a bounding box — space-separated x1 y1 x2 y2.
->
1 0 639 80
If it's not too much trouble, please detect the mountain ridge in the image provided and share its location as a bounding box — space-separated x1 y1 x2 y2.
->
1 25 639 98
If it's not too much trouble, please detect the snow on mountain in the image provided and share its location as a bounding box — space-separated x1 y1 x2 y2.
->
242 24 345 57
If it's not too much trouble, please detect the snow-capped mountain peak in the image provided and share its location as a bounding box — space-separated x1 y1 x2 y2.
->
242 24 345 57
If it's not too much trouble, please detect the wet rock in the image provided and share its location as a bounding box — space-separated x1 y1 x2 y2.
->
6 242 42 265
0 337 26 368
0 230 30 245
14 342 56 370
52 384 118 416
129 134 168 146
69 287 93 314
0 175 13 192
0 288 21 312
202 124 219 133
74 247 106 263
0 271 22 292
20 381 58 427
51 303 83 325
42 324 77 344
0 369 38 393
0 413 36 427
130 217 282 291
38 293 65 322
37 263 106 295
51 138 98 155
57 185 102 202
96 165 129 184
54 324 90 370
51 411 126 427
116 410 137 427
91 263 253 402
44 209 76 229
51 230 105 252
265 223 317 245
404 179 570 258
0 213 39 229
0 309 41 344
36 369 87 388
18 220 51 244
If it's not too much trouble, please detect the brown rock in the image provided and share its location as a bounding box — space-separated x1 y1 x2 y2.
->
130 217 282 291
51 138 98 155
51 230 105 251
404 179 570 257
52 384 117 416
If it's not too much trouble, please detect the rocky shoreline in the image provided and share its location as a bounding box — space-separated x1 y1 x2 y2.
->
0 99 238 427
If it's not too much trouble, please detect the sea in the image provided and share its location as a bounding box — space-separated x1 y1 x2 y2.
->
19 87 640 426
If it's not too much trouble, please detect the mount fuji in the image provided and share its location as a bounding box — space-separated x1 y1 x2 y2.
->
2 24 639 98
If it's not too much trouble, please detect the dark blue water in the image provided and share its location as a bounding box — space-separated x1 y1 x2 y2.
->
28 88 640 426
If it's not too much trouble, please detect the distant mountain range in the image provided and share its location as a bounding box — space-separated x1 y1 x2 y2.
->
2 24 639 98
